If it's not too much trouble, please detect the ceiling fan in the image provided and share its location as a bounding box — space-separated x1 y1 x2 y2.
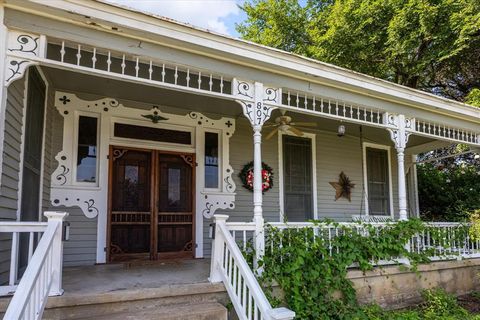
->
264 111 316 140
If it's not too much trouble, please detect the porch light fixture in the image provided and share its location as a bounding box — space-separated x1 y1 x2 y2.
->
337 124 345 137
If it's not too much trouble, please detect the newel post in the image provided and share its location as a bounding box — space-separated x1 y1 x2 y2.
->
233 79 278 270
386 114 414 221
44 211 68 296
209 214 229 283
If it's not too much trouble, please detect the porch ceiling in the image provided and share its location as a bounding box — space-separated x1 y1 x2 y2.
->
41 66 435 150
41 66 241 118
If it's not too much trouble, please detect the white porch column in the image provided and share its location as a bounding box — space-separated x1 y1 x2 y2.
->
234 80 277 269
387 114 413 221
0 7 8 193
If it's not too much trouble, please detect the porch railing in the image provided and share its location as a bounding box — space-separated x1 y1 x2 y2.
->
210 215 295 320
3 211 68 320
228 221 480 266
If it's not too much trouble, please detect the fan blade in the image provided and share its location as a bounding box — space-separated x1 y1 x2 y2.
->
263 124 279 128
290 122 316 127
265 129 278 140
288 126 304 137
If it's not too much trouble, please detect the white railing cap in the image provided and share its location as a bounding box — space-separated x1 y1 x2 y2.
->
213 214 229 222
44 211 69 220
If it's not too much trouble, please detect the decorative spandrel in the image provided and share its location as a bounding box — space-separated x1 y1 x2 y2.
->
5 31 43 86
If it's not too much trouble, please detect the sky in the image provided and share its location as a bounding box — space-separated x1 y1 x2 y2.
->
106 0 247 37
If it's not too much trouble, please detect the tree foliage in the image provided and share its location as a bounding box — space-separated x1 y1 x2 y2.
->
466 88 480 106
417 163 480 221
237 0 480 99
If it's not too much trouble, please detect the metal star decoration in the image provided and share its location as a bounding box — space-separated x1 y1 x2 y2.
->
329 171 355 202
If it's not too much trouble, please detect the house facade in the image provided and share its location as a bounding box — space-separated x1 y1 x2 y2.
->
0 3 480 318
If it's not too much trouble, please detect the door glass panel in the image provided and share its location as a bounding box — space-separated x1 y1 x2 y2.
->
168 168 181 206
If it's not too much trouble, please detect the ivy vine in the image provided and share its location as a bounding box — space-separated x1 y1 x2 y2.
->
251 219 471 319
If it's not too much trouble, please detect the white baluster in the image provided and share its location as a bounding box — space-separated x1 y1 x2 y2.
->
9 232 19 286
76 44 81 65
198 71 202 89
148 60 153 80
121 54 126 74
135 57 140 77
28 232 34 263
92 48 97 69
209 74 213 91
60 41 66 63
162 64 166 82
174 66 178 85
107 51 111 72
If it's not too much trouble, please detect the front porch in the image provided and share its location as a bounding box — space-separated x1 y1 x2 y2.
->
1 4 479 318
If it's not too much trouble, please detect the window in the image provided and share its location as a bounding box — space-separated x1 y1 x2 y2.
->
114 123 191 145
283 135 313 222
76 116 98 183
365 146 391 216
205 132 219 188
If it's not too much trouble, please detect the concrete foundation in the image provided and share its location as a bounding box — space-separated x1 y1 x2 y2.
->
349 258 480 309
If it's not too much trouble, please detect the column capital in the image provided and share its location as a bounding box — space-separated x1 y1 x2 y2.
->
233 79 278 128
236 99 275 128
387 113 414 150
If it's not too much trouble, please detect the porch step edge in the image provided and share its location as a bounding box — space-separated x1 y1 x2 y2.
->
45 282 226 309
77 302 228 320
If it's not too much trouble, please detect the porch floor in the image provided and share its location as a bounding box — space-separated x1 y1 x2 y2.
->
62 258 212 296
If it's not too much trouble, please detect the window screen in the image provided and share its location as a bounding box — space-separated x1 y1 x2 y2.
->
205 132 219 188
366 147 390 215
76 116 98 183
283 135 313 222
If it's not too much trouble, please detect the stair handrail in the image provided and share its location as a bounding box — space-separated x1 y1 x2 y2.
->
210 214 295 320
4 211 68 320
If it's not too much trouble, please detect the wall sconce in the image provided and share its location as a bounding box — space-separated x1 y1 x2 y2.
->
337 124 345 137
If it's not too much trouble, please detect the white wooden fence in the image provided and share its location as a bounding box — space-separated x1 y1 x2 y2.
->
3 211 68 320
210 215 295 320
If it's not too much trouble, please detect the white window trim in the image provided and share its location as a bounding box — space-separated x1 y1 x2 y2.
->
362 142 394 219
73 111 101 187
278 131 318 222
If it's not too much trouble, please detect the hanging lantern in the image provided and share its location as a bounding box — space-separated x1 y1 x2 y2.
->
337 124 345 137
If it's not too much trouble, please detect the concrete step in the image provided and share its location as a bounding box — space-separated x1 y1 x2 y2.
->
40 283 229 320
77 302 227 320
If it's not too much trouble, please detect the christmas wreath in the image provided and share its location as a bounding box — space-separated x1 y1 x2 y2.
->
239 161 274 193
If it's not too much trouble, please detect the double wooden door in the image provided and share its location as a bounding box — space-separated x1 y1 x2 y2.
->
108 147 195 262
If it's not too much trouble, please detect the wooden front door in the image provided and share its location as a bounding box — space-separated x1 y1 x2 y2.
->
108 147 195 262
